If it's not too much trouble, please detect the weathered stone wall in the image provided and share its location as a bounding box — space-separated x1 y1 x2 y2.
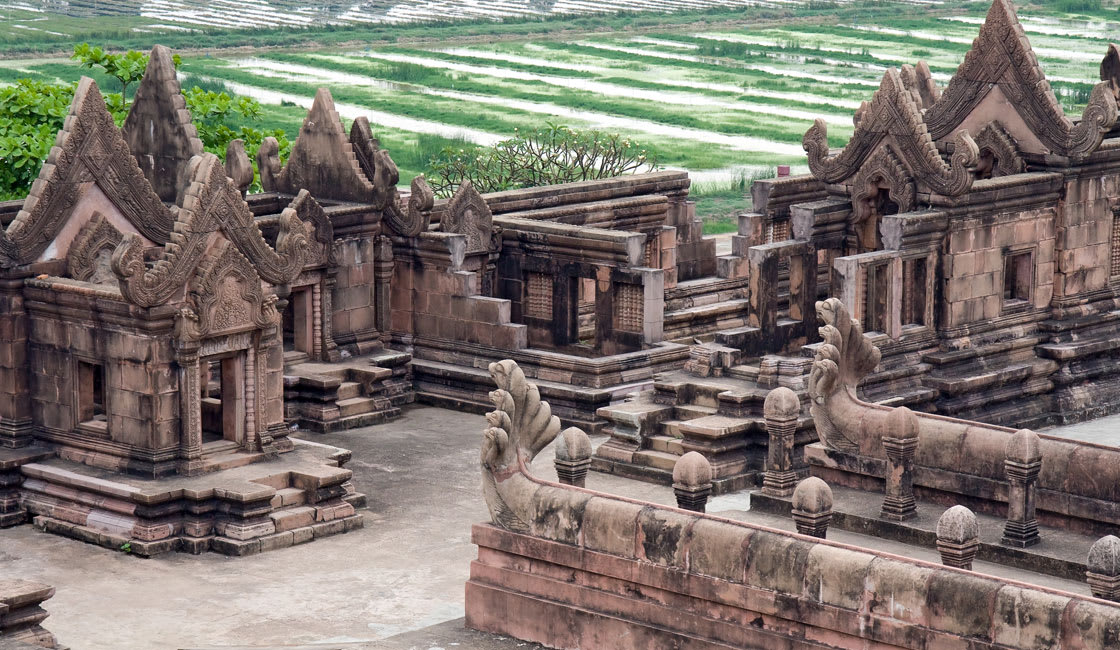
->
1053 173 1117 299
331 235 383 353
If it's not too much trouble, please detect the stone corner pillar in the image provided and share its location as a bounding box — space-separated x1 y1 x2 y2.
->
880 406 919 522
792 476 833 538
554 427 592 488
936 505 980 570
762 386 801 497
1002 428 1041 548
672 451 712 513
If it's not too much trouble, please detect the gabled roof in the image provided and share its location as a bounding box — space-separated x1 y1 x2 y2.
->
0 77 173 268
121 45 204 203
803 67 979 196
113 153 311 307
924 0 1117 156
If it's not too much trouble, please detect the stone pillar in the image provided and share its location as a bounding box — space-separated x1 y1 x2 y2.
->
554 427 592 488
1002 429 1041 548
175 342 204 476
792 476 832 538
320 273 340 361
0 277 32 448
0 579 61 649
672 452 712 513
762 387 800 497
880 406 919 522
374 235 394 340
936 505 980 570
1087 535 1120 602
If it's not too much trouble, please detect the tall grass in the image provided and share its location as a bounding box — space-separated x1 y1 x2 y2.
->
691 167 777 198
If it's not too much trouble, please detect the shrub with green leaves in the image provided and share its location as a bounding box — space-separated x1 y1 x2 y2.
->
428 123 656 197
0 80 77 201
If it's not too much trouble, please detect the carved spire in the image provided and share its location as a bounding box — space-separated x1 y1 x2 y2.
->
924 0 1117 156
804 67 979 196
442 181 495 253
113 153 309 307
1 77 173 268
121 45 204 203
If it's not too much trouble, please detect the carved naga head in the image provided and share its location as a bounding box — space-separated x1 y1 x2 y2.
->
482 360 561 476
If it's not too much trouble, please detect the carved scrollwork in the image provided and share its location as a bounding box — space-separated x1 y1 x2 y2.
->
973 122 1026 177
67 212 123 283
189 242 275 337
804 68 978 196
482 359 562 533
287 189 335 266
852 147 916 216
924 0 1117 157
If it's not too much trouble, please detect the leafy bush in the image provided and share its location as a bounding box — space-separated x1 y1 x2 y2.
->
0 80 77 201
428 123 656 197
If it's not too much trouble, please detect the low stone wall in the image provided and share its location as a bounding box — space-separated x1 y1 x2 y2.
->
466 499 1120 649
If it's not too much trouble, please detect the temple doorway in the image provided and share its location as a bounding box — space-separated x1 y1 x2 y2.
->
200 353 246 450
282 286 314 363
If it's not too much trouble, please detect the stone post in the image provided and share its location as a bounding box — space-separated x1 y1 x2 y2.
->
792 477 833 538
762 387 800 497
936 505 980 570
880 406 919 521
1087 535 1120 601
554 427 592 488
672 452 712 513
1002 429 1041 548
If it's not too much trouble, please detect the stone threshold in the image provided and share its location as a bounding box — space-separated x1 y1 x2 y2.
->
752 484 1095 582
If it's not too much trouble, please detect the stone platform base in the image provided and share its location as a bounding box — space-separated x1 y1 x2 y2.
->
6 440 365 557
589 452 759 495
0 580 63 650
751 485 1096 582
285 350 413 432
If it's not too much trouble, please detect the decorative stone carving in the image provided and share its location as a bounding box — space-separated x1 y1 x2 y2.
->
807 298 881 452
803 67 979 196
113 153 309 307
256 136 281 193
762 386 800 497
936 505 980 570
554 426 592 487
973 122 1026 177
224 139 254 197
1 77 173 267
1002 428 1041 548
880 406 919 522
792 476 833 538
385 175 435 238
67 212 123 284
443 181 495 254
287 189 335 266
900 61 940 109
481 359 562 533
121 45 204 203
923 0 1117 157
1087 535 1120 601
1103 44 1120 99
189 242 277 337
349 116 400 213
672 451 712 512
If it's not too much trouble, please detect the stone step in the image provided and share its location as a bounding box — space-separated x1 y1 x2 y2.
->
726 364 760 381
674 404 718 420
270 506 315 532
631 449 680 472
678 415 754 440
284 350 310 366
270 487 305 509
337 381 363 400
336 397 377 418
660 419 683 438
646 435 684 455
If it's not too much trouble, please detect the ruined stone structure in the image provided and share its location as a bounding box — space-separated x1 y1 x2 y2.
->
597 0 1120 490
467 359 1120 649
0 51 363 556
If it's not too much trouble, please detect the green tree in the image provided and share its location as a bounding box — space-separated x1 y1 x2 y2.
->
428 123 656 197
0 80 76 201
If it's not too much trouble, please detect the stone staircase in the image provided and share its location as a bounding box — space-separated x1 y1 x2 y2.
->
284 350 413 432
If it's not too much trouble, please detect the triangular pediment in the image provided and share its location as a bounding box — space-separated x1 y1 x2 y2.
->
121 45 204 203
924 0 1117 156
0 77 173 268
804 68 978 197
113 153 312 307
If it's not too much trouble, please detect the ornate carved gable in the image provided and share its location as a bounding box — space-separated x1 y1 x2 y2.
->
189 241 278 337
350 116 433 237
272 88 378 205
68 212 124 284
287 189 335 266
113 153 310 307
0 77 173 268
121 45 204 203
804 67 979 197
973 121 1026 177
443 181 495 254
900 62 939 110
924 0 1117 157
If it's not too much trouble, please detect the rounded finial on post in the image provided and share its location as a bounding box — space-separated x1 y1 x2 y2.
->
1087 535 1120 601
1005 429 1042 465
791 476 833 539
672 451 713 513
554 427 593 487
936 505 980 570
764 386 800 421
884 406 919 441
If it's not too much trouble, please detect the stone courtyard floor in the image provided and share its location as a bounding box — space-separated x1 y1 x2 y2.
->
2 405 1116 649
